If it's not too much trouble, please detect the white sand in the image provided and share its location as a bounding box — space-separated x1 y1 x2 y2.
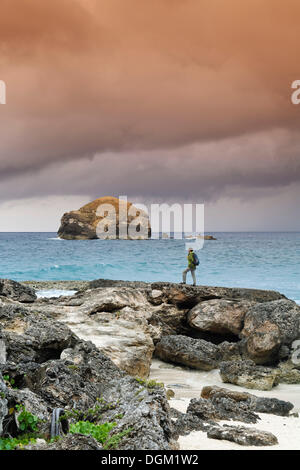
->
149 359 300 450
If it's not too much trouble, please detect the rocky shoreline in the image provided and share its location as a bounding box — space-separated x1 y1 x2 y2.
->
22 280 89 292
1 278 300 450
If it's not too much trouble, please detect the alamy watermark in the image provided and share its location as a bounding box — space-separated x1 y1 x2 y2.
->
95 196 205 251
291 340 300 365
0 80 6 104
291 80 300 105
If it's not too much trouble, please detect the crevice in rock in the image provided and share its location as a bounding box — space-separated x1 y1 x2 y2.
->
36 348 64 363
175 295 221 310
89 305 125 315
182 324 240 345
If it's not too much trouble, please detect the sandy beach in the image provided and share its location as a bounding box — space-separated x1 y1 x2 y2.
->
150 359 300 450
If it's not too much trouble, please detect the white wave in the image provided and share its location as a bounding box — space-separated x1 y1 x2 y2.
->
36 290 77 298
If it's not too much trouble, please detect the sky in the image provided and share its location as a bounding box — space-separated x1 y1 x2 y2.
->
0 0 299 231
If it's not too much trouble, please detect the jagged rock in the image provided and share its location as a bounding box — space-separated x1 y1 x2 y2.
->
187 397 259 424
0 373 7 436
58 196 151 240
22 287 156 377
241 300 300 364
220 360 279 391
6 388 49 421
22 286 188 377
172 411 212 439
188 299 253 336
253 396 293 416
218 341 244 362
201 385 250 402
155 335 219 370
201 385 294 416
0 304 76 364
0 279 36 303
150 282 286 309
27 434 103 450
0 303 174 450
48 434 103 450
276 360 300 384
88 279 149 289
4 387 50 437
207 424 278 446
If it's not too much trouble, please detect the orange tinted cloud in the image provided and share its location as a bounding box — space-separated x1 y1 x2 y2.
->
0 0 299 194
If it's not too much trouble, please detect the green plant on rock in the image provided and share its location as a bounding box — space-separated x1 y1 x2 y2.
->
135 377 164 389
15 404 39 433
69 421 117 444
0 405 41 450
3 375 16 388
0 435 37 451
61 397 118 424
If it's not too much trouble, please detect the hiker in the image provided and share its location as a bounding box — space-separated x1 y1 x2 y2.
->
182 248 199 286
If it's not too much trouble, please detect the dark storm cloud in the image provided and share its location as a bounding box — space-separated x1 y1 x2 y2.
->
0 0 299 202
0 130 299 204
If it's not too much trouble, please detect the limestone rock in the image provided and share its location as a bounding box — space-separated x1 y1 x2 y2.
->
0 311 174 449
171 411 212 439
150 282 285 309
219 360 279 391
188 299 253 336
0 279 36 303
187 397 259 424
58 196 151 240
207 424 278 446
0 303 76 364
201 385 293 416
29 287 156 377
241 300 300 364
277 360 300 384
28 434 103 450
155 335 219 370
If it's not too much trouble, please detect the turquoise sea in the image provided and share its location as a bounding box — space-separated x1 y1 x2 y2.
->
0 232 299 303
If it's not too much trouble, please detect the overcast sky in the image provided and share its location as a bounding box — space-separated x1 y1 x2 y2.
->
0 0 299 231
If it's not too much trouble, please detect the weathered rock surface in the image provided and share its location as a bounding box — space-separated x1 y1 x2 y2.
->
171 410 212 439
219 360 279 391
207 424 278 446
21 281 295 377
188 299 253 336
58 196 151 240
155 335 219 370
201 385 294 416
187 397 259 424
0 303 174 450
0 279 36 303
25 286 167 377
0 303 75 365
27 434 103 450
276 360 300 384
150 282 286 309
172 385 291 446
241 300 300 364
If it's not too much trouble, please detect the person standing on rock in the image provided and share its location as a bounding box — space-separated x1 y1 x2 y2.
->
182 248 199 286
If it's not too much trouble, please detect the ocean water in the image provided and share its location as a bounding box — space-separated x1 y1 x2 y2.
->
0 232 299 302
